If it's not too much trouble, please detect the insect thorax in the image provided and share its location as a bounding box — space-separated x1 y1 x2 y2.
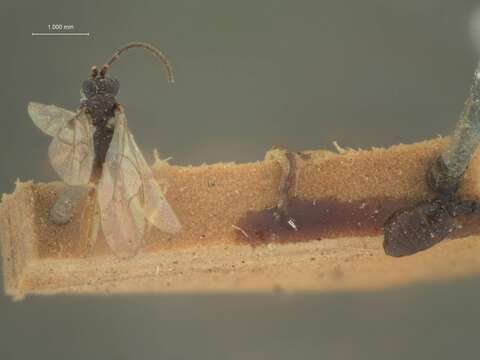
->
81 78 119 177
85 94 117 127
81 76 119 127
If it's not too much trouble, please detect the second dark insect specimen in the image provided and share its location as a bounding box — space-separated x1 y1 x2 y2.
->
383 62 480 257
383 198 478 257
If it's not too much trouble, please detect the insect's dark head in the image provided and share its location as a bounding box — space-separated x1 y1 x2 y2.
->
82 77 120 99
81 66 120 99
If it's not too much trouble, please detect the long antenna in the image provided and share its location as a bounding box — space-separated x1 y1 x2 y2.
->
99 42 174 83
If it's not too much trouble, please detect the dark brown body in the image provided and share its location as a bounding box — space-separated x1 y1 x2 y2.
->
383 198 479 257
79 42 174 184
81 76 120 183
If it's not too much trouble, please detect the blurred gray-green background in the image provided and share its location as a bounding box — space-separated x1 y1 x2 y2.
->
1 0 480 359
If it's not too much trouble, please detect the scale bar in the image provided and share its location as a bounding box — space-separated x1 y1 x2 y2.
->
32 33 90 36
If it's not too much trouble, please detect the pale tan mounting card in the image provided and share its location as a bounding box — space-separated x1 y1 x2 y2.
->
2 138 480 300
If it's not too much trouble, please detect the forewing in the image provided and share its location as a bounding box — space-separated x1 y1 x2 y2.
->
97 112 145 258
125 118 182 234
97 166 145 258
97 110 181 257
28 102 76 137
47 109 94 185
142 175 182 234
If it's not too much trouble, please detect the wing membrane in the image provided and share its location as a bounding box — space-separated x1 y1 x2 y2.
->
126 122 182 234
28 102 77 137
48 109 94 185
97 161 145 258
97 110 181 258
28 102 94 185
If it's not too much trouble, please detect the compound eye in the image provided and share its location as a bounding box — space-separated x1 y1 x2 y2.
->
82 79 97 98
105 78 120 96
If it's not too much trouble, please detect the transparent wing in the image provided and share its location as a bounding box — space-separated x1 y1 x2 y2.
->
97 110 181 258
28 102 77 137
126 122 182 234
28 102 94 185
47 109 94 185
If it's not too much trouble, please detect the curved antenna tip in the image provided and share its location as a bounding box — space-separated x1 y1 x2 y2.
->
104 42 175 84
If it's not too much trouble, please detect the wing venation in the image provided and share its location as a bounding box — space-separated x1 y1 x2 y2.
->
97 110 181 258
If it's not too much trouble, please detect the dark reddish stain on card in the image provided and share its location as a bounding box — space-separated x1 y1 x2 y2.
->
234 198 480 247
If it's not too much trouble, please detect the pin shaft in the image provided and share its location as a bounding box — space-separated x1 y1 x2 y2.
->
428 63 480 194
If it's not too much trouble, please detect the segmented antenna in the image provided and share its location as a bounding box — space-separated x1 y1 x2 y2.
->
91 65 98 79
99 42 174 83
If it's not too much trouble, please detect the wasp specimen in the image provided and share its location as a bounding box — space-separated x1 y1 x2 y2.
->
28 42 182 258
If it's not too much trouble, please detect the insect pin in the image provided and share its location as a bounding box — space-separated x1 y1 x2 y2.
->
28 42 182 258
384 61 480 257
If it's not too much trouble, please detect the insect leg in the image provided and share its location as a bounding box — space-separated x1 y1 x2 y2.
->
447 199 479 216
